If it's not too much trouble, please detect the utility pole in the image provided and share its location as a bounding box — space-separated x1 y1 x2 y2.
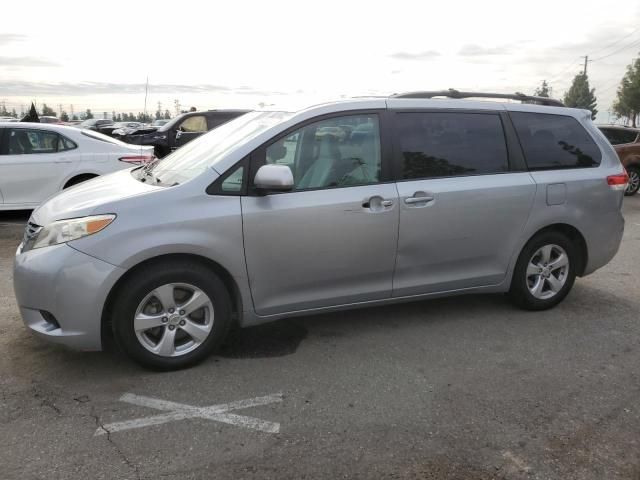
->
581 55 592 75
70 104 74 119
174 99 181 117
58 103 63 117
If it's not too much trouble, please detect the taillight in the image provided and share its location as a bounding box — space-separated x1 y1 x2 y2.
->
119 155 154 165
607 171 629 191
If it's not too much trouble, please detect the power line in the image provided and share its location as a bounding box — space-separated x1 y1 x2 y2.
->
546 57 582 82
591 38 640 62
589 26 640 57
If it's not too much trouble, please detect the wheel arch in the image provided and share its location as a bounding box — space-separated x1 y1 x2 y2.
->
101 253 243 348
523 223 588 277
63 172 100 189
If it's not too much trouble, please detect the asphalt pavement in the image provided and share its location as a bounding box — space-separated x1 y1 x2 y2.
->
1 199 639 479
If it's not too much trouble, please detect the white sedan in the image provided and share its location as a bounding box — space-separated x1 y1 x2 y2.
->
0 122 154 210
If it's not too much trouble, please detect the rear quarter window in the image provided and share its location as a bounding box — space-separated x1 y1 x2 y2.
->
510 112 601 170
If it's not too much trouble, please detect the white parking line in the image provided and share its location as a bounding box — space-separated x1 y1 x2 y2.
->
95 392 283 436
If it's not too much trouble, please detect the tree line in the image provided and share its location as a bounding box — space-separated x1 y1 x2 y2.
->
1 104 175 123
534 52 640 126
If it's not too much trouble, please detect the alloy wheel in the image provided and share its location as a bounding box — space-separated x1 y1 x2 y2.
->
626 169 639 195
526 244 570 300
134 283 214 357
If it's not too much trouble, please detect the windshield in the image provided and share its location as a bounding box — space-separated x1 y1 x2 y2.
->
81 129 129 146
141 111 293 186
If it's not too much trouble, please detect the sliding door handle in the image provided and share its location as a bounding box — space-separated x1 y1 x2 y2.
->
404 196 434 204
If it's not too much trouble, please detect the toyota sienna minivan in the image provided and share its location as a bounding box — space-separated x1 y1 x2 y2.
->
14 91 627 369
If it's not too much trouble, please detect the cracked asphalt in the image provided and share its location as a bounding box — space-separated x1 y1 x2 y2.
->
1 198 640 480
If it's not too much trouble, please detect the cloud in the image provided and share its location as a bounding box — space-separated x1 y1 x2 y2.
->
458 44 511 56
389 50 440 60
0 80 285 96
0 34 26 45
0 56 59 67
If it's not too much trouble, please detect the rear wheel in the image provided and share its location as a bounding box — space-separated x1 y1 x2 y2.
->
508 231 577 310
625 166 640 196
111 261 232 370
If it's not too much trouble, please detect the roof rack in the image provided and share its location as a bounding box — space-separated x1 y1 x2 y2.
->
391 89 564 107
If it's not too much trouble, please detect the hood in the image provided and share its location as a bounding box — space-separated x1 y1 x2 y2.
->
32 169 161 226
128 127 160 136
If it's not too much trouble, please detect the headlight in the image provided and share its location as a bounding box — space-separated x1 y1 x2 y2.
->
27 214 116 251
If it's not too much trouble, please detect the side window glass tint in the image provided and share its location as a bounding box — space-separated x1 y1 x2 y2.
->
397 112 509 180
221 166 244 192
511 112 601 169
179 115 207 132
8 129 58 155
264 114 381 190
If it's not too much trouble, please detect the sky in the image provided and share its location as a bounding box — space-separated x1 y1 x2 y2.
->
2 0 640 123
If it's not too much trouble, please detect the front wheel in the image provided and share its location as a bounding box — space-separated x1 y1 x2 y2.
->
111 261 232 370
508 231 577 311
625 166 640 196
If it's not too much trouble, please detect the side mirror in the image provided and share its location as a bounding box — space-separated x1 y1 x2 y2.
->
254 164 294 192
175 130 182 139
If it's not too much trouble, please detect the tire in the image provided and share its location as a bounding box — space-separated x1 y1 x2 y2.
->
625 166 640 196
111 260 232 370
64 174 97 189
508 231 577 311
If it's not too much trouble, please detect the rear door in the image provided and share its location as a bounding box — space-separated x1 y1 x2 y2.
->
0 127 79 206
241 111 399 316
391 110 537 296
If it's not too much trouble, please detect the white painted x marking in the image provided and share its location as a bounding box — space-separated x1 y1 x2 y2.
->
95 392 283 436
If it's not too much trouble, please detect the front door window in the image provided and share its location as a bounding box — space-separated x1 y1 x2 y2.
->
264 114 381 190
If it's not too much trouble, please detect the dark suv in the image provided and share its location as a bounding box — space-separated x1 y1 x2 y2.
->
598 124 640 196
119 109 250 157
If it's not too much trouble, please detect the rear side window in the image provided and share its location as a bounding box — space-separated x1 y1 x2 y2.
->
6 129 58 154
396 112 509 180
510 112 601 170
58 135 77 151
208 114 238 129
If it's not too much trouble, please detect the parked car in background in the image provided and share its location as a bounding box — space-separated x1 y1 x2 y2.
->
100 121 145 137
0 122 154 210
119 109 250 157
39 116 61 124
77 118 114 131
152 119 170 127
13 92 626 369
0 116 19 122
598 124 640 195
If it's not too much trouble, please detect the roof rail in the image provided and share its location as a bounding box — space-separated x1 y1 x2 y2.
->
391 89 564 107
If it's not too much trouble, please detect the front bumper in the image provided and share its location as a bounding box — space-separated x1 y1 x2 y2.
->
13 243 125 351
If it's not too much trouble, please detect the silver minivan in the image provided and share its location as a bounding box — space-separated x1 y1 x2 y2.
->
13 92 627 369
